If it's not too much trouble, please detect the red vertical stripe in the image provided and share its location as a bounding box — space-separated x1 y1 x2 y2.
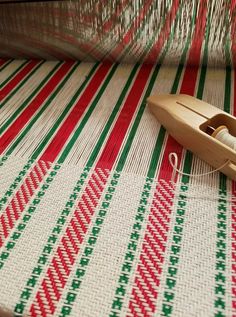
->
107 0 153 60
0 60 40 101
0 160 51 247
232 183 236 315
0 61 75 153
40 63 112 162
97 64 153 169
231 0 236 309
158 0 208 181
0 59 10 68
29 64 153 317
145 0 180 63
127 1 208 315
0 62 113 249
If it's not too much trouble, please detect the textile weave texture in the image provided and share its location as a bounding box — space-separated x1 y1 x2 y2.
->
0 59 236 317
0 0 235 66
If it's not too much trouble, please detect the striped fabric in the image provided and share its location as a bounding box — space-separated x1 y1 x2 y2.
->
0 58 236 317
0 0 234 66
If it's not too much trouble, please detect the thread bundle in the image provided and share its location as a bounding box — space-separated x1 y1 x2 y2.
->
169 125 236 180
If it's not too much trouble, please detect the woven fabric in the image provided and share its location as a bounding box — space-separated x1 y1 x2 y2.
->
0 59 236 317
0 0 235 66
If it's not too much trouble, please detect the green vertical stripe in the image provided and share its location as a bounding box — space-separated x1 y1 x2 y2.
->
117 0 186 175
108 7 194 312
59 63 161 317
178 0 211 179
84 63 140 166
31 62 100 159
0 60 45 110
0 60 28 89
116 64 161 172
13 64 140 316
213 33 231 317
161 6 216 317
6 62 80 156
58 63 120 163
0 59 13 72
224 66 231 114
0 61 62 131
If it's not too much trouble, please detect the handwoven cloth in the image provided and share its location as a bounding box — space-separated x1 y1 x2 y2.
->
0 59 236 317
0 0 235 66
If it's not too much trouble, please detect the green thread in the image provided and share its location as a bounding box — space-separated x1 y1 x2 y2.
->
0 60 28 89
14 165 90 316
214 177 227 317
0 61 62 129
6 62 80 156
0 61 45 110
0 158 35 210
0 161 55 270
13 63 139 315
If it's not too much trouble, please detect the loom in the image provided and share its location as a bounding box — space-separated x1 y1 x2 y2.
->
0 1 236 317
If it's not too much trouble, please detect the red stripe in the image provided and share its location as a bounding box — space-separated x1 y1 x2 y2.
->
0 63 113 250
232 184 236 314
0 160 50 247
40 63 112 162
0 59 10 68
29 65 153 317
127 1 208 315
88 0 130 60
107 0 153 60
30 168 109 316
0 60 40 102
145 0 180 62
0 61 75 154
232 0 236 305
97 64 153 169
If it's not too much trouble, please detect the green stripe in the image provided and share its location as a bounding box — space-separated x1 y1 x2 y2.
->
116 64 161 172
0 60 45 110
0 59 13 72
140 0 182 63
224 66 231 114
61 25 180 312
85 64 139 167
0 160 55 270
59 64 161 317
179 0 211 181
13 64 139 316
58 63 119 163
119 0 169 60
213 34 231 317
214 177 227 317
31 62 100 159
117 0 185 174
0 158 35 210
108 5 194 313
0 60 28 89
5 62 80 156
0 61 62 132
148 126 166 178
171 3 198 94
161 7 213 316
